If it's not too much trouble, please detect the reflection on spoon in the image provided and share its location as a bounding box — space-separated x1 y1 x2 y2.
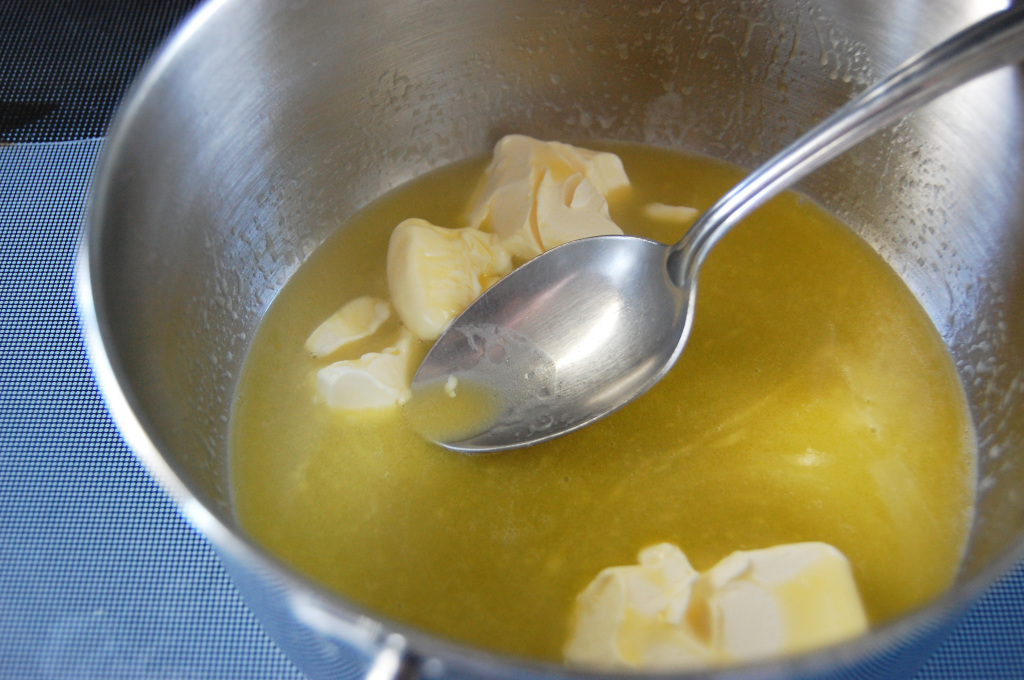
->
412 4 1024 453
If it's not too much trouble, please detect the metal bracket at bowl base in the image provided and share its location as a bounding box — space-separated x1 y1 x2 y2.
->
290 591 422 680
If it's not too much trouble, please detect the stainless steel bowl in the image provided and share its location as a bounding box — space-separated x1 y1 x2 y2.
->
78 0 1024 678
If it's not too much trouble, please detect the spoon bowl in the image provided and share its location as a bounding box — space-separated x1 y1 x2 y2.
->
412 236 690 450
412 3 1024 452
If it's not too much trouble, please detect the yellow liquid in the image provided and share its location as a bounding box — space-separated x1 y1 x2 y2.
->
230 144 976 662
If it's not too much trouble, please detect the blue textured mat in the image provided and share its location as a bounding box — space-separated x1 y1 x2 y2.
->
0 140 303 680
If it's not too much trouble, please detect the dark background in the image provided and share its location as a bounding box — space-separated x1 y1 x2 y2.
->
1 0 202 142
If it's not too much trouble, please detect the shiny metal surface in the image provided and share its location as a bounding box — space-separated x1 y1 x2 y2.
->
413 236 683 451
414 4 1024 452
78 0 1024 678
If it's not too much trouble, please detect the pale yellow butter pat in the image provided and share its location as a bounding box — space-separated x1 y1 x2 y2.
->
643 202 700 227
316 329 415 409
466 135 628 260
565 542 868 671
444 375 458 398
305 296 391 358
387 218 513 340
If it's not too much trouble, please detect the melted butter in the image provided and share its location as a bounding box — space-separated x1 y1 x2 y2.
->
230 144 976 663
405 378 504 444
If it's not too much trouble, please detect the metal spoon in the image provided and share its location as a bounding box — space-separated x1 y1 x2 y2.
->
411 5 1024 453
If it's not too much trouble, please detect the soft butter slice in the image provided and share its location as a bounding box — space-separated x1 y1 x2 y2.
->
305 296 391 358
316 329 415 410
387 218 513 340
466 135 628 260
564 542 868 671
644 202 700 227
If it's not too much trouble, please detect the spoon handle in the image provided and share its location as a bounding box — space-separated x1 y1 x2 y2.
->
670 4 1024 286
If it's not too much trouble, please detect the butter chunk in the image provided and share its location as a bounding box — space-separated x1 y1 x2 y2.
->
387 218 513 340
534 171 621 251
305 296 391 358
569 143 631 196
564 542 868 671
466 135 627 260
316 329 415 410
706 543 869 662
565 544 710 671
643 202 700 227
